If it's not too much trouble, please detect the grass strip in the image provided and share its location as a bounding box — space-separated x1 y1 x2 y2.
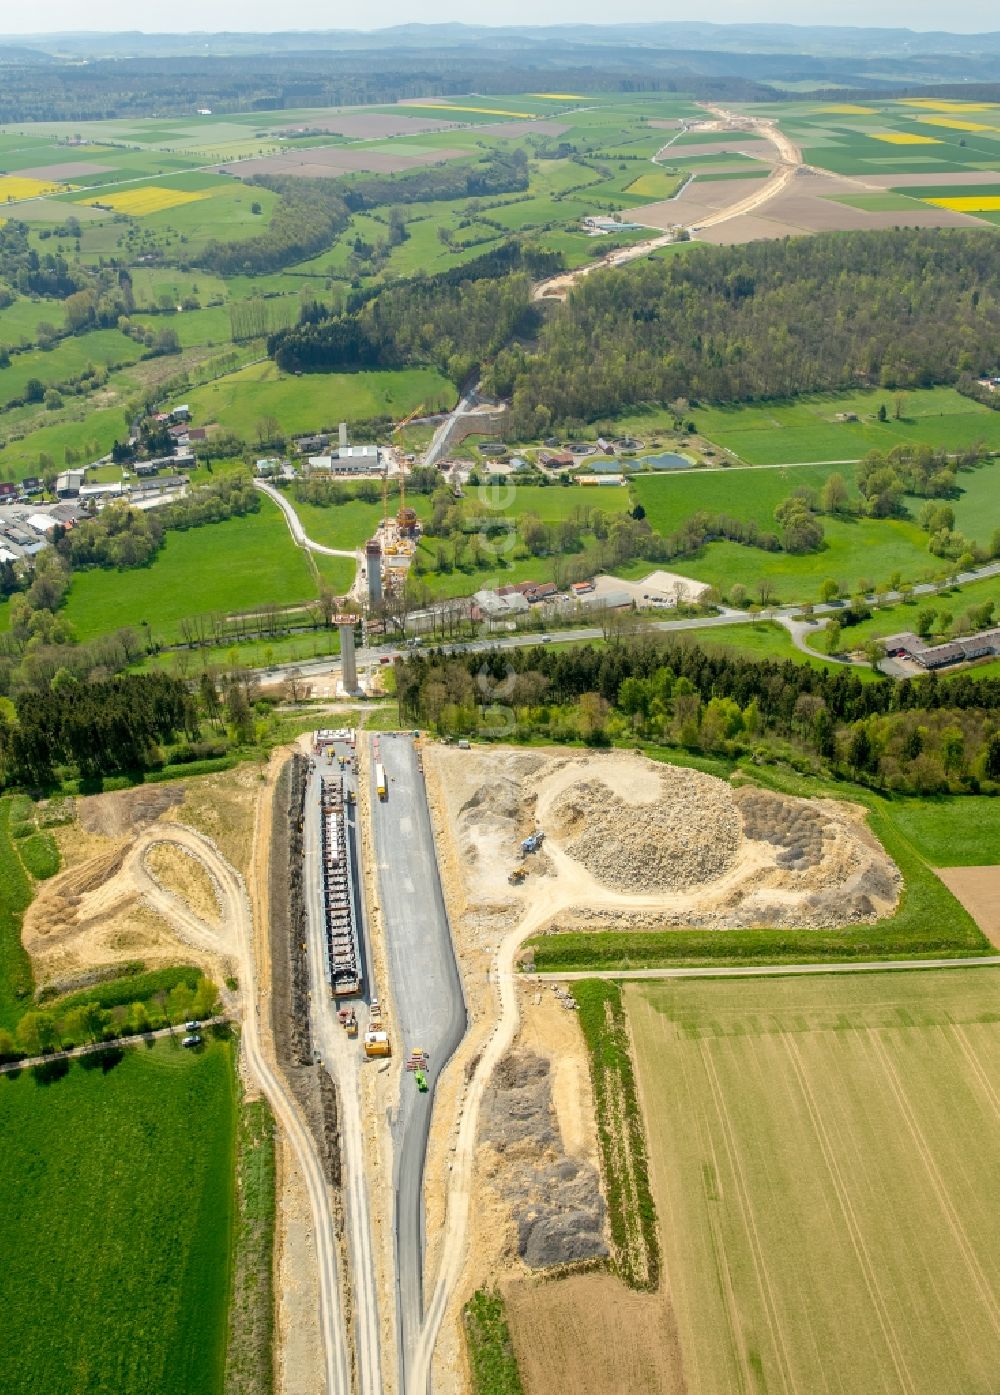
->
224 1094 276 1395
0 798 36 1029
463 1288 524 1395
574 981 660 1290
17 831 60 880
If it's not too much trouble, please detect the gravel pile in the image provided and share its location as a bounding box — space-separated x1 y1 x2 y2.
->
551 767 742 892
482 1051 607 1269
735 788 827 870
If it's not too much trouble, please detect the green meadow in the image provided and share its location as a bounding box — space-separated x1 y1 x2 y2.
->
0 1039 237 1395
62 498 319 642
186 361 456 437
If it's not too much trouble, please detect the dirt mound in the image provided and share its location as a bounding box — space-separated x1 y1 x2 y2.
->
77 785 183 838
481 1050 607 1269
550 766 741 892
145 842 222 926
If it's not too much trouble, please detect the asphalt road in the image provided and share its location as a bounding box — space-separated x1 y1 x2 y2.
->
303 742 383 1395
370 732 466 1395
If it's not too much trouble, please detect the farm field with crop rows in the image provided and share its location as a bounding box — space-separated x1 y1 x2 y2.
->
626 969 1000 1395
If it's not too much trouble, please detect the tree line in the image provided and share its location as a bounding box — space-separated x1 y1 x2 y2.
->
481 229 1000 431
395 635 1000 795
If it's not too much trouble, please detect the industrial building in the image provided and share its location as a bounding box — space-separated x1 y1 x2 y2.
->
881 628 1000 670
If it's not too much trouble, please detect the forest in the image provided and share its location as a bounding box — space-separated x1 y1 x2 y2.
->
482 230 1000 430
0 672 198 787
0 47 772 123
395 636 1000 795
270 251 540 384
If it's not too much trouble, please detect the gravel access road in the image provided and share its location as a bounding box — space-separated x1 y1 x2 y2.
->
535 956 1000 981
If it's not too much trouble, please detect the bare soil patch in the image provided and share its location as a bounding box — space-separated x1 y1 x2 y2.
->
866 170 1000 188
694 169 990 244
146 842 222 927
274 1133 324 1395
428 744 900 937
19 160 114 180
479 119 569 139
935 867 1000 949
77 783 182 837
665 138 770 159
479 1049 607 1269
503 1272 686 1395
171 766 260 881
625 177 771 229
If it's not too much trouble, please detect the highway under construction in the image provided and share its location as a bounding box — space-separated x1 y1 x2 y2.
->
299 726 465 1395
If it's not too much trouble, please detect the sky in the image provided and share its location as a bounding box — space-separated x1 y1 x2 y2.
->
1 3 997 35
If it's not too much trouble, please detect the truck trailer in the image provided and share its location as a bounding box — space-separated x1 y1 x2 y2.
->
375 762 387 800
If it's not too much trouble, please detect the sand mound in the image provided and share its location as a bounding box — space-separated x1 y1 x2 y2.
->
549 765 742 892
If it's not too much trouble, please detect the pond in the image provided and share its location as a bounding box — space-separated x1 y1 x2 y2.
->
641 452 695 470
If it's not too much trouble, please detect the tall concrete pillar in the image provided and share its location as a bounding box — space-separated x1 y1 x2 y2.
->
339 623 357 692
366 540 382 607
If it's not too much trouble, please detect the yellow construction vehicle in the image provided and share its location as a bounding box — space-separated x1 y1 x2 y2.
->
364 1030 390 1058
508 867 527 885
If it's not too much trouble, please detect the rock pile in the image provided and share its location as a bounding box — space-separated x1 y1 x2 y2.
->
735 787 826 869
481 1051 607 1269
550 766 741 892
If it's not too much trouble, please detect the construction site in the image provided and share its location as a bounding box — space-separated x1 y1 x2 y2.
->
361 420 424 616
17 729 957 1395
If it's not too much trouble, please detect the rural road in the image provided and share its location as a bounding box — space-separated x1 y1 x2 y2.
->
0 1014 229 1076
533 956 1000 981
255 479 359 559
423 385 498 469
302 743 384 1395
370 732 466 1394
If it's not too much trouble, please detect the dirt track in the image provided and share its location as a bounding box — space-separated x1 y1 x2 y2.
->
532 106 803 301
140 820 352 1395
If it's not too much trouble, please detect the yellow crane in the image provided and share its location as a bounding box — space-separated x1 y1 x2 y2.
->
390 404 424 537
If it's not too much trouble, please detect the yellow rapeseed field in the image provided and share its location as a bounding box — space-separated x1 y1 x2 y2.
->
0 176 63 201
916 116 998 132
818 104 878 115
88 185 209 216
925 196 1000 212
406 103 534 118
528 92 585 100
901 99 1000 112
870 132 942 145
